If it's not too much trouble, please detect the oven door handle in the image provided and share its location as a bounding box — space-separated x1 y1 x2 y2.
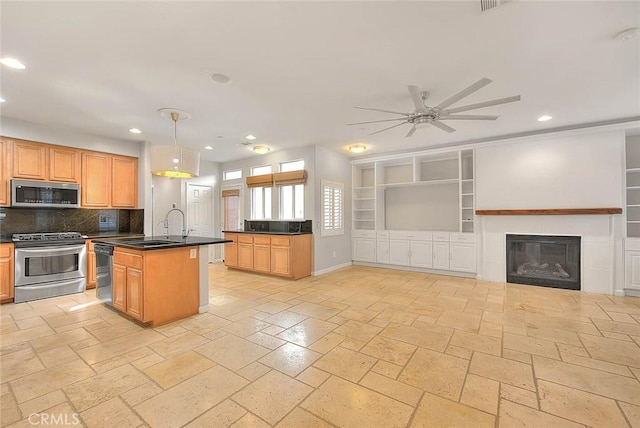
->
16 244 87 257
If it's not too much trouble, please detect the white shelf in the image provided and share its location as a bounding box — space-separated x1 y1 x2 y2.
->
355 186 375 190
354 219 375 222
461 179 474 182
627 186 640 190
378 178 459 188
627 168 640 172
461 193 473 196
628 204 640 207
462 220 474 223
461 207 474 210
354 209 375 212
353 198 374 201
628 221 640 224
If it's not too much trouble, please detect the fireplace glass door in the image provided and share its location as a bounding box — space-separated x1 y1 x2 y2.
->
506 234 580 290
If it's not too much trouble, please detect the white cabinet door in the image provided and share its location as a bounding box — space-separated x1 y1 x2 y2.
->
625 251 640 289
410 240 433 268
377 240 389 264
389 240 410 266
353 238 376 262
433 241 450 270
450 242 477 273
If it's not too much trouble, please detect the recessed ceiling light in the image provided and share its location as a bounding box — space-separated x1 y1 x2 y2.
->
204 145 213 150
537 115 552 122
129 128 142 134
614 27 640 42
211 73 231 84
245 134 257 140
348 144 367 153
0 57 26 69
253 145 270 154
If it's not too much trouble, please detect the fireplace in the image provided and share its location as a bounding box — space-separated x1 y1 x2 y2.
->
506 234 581 290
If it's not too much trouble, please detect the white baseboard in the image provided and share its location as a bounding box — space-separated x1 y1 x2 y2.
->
312 262 353 276
198 305 210 313
351 261 477 279
623 288 640 297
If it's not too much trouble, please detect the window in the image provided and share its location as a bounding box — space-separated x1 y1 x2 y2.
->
223 169 242 181
321 180 344 236
279 160 305 219
250 165 272 220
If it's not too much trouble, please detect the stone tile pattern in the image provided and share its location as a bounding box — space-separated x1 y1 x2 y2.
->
2 263 640 427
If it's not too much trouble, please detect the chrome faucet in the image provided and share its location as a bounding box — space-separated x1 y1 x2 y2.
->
164 208 189 238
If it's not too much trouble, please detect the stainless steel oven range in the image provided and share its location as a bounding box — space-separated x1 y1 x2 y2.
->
13 232 87 303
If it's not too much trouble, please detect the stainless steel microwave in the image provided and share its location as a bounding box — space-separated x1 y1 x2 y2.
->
11 179 80 208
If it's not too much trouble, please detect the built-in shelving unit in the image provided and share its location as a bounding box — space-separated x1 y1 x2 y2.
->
351 149 475 233
353 163 376 230
626 139 640 237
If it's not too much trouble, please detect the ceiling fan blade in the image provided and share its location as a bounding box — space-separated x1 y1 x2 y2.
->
405 125 417 138
430 120 456 133
438 114 499 120
347 118 408 126
354 106 410 116
434 78 492 110
369 122 408 136
408 86 427 113
443 95 521 114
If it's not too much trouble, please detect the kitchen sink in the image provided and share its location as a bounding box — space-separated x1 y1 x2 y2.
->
120 239 184 247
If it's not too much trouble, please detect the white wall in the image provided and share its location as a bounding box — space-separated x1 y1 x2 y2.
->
1 117 141 157
385 184 459 231
476 131 625 209
314 145 352 274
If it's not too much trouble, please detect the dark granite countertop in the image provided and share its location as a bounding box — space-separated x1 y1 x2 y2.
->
223 230 312 235
85 232 145 239
0 237 13 244
93 235 231 250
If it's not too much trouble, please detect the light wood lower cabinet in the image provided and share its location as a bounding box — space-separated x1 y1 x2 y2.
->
112 246 199 325
0 244 15 304
223 233 312 279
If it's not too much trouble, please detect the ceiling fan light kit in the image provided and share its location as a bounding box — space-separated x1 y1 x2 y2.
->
151 109 200 178
349 77 521 137
348 144 367 153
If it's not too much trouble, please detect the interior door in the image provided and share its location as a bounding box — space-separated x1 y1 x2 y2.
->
187 183 214 261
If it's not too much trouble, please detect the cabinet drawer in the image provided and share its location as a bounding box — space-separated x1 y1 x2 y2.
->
353 230 376 239
433 232 450 242
450 233 478 243
271 236 291 247
253 235 271 245
390 231 432 241
377 231 389 240
223 233 237 243
114 251 143 269
238 235 254 244
0 245 12 258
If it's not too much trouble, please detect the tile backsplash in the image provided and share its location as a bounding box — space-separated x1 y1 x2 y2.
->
0 207 144 238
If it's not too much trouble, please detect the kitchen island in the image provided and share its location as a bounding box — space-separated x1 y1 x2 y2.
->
93 236 230 326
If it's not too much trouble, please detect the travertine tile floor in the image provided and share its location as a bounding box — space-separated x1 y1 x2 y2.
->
2 263 640 427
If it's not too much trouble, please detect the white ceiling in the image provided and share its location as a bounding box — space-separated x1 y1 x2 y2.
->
1 1 639 163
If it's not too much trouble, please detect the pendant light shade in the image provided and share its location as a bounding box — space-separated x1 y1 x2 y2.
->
151 109 200 178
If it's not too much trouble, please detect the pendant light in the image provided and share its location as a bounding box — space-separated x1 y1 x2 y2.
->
151 109 200 178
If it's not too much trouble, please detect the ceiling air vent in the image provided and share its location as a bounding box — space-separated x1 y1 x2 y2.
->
480 0 512 12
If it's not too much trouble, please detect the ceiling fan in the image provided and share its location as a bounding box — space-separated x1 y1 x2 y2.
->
348 78 521 137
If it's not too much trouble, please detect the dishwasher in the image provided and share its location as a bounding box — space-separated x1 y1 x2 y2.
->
94 244 114 306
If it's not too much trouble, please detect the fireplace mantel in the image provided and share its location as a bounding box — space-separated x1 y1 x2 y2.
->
475 208 622 216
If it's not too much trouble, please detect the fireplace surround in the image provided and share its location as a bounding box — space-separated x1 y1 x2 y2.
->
506 234 581 290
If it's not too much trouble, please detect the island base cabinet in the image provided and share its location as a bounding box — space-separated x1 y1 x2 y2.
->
223 233 312 280
113 247 198 326
270 246 291 276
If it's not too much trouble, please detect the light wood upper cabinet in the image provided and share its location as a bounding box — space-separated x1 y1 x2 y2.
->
111 156 138 208
49 146 80 183
0 139 9 206
0 244 15 303
12 140 47 180
81 152 111 207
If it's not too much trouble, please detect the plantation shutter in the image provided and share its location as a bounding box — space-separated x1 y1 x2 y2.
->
322 180 344 236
